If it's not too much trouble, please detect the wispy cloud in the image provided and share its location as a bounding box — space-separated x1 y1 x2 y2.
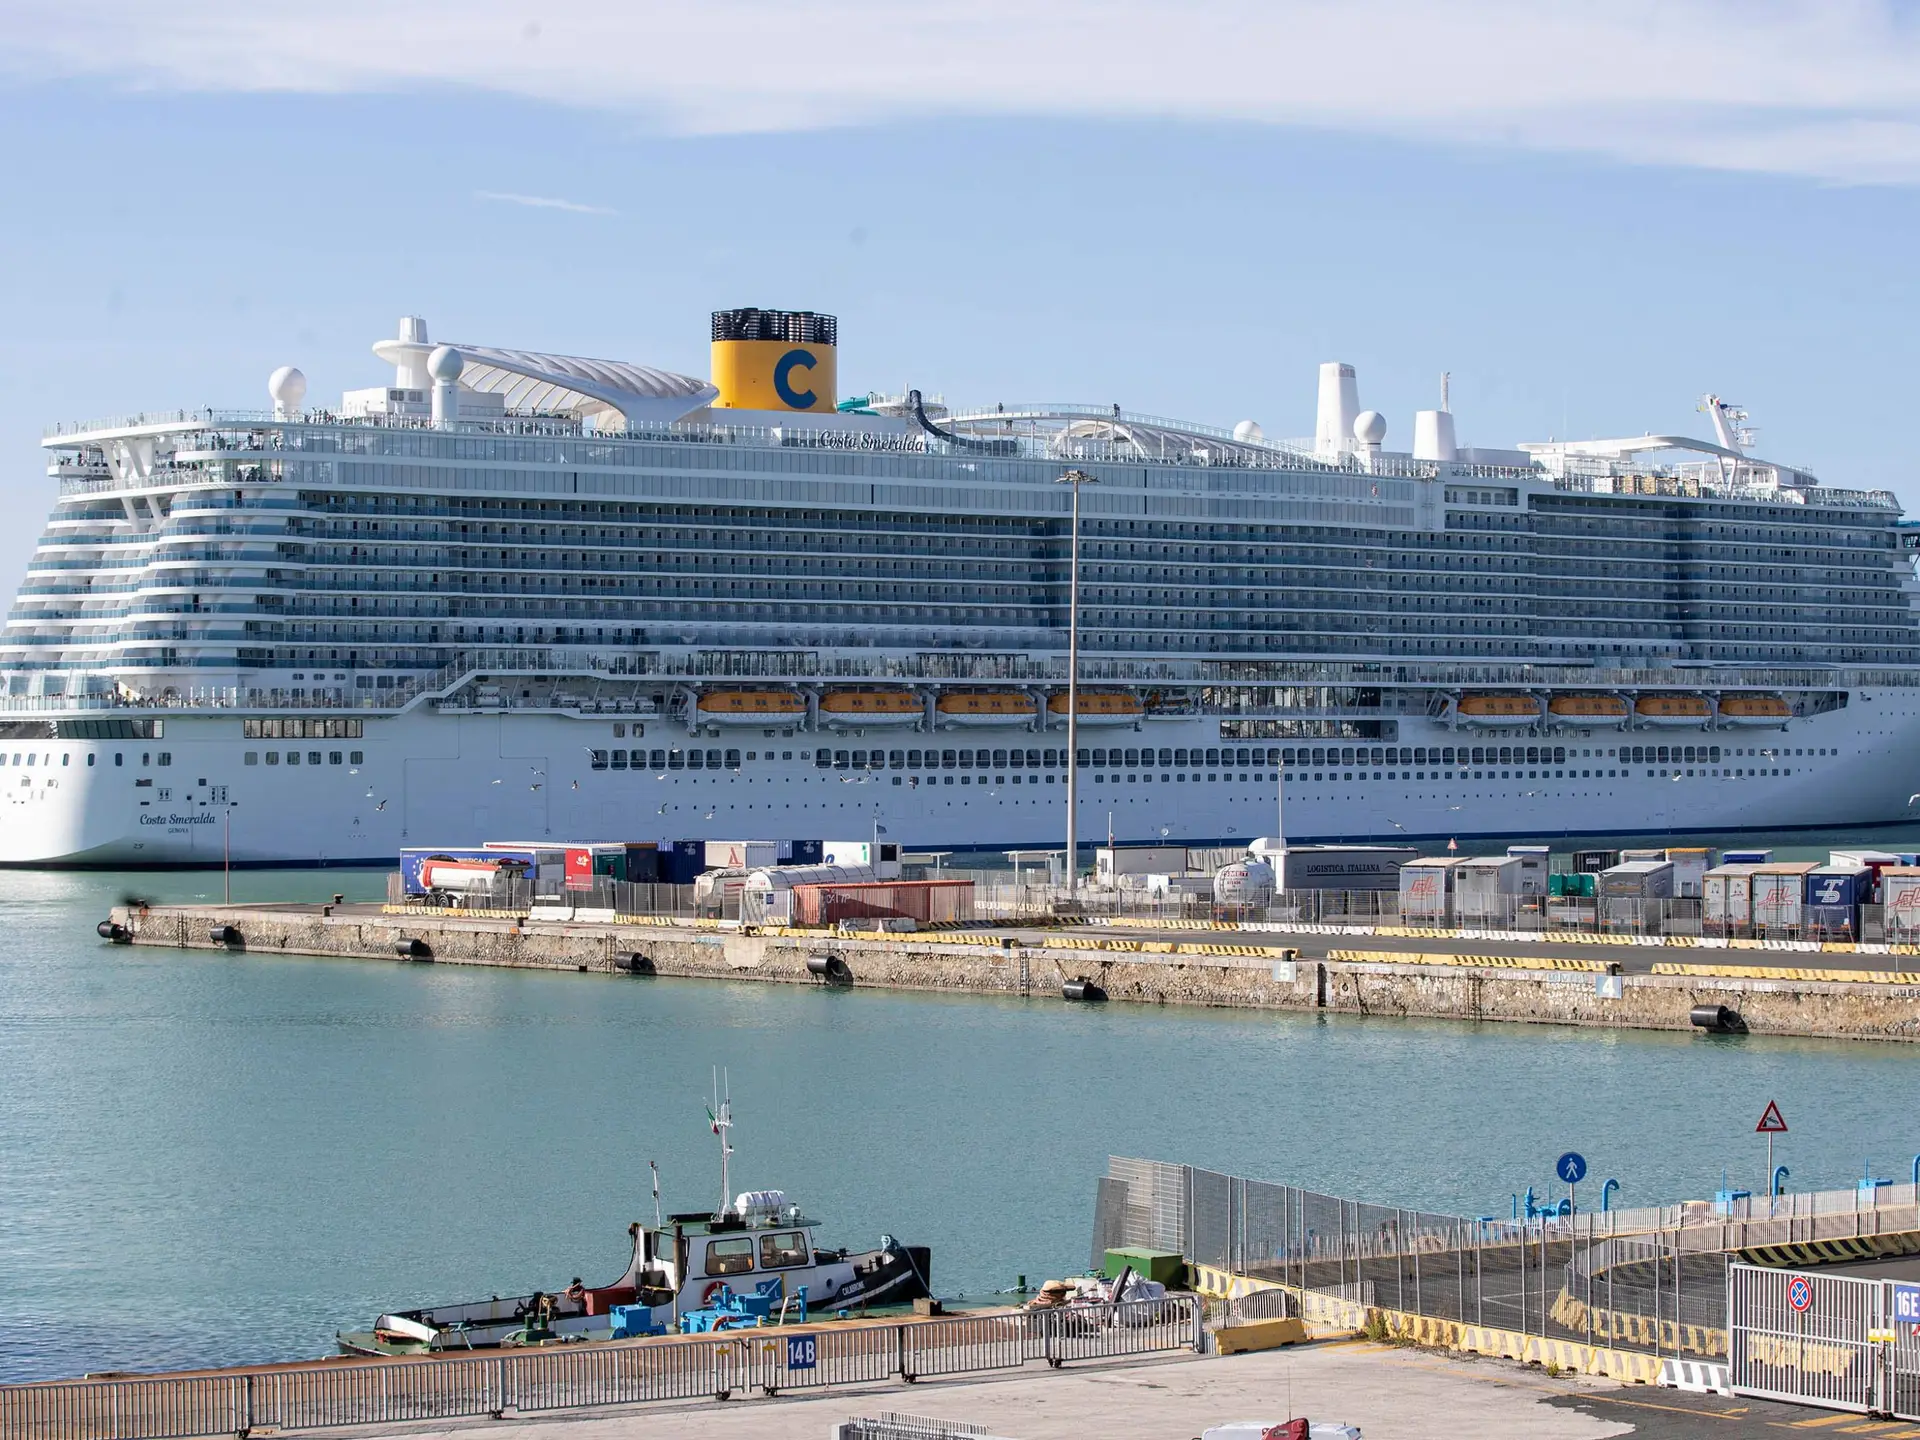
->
475 190 615 215
9 1 1920 184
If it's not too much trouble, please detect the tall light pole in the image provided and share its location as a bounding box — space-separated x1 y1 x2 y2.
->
1057 469 1097 897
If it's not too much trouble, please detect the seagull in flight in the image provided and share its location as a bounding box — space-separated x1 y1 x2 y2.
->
375 799 387 812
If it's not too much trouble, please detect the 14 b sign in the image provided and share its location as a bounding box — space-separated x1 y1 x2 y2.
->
787 1334 817 1370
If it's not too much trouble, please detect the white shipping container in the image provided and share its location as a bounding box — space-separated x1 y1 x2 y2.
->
1096 845 1191 883
1398 860 1461 921
1752 865 1817 930
1881 869 1920 940
1454 857 1528 921
1503 846 1550 896
1703 865 1759 928
705 840 779 870
1667 848 1714 898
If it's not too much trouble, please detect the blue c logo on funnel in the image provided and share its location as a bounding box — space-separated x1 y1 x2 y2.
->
774 348 818 409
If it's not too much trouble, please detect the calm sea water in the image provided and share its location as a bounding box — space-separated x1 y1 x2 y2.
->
4 857 1920 1384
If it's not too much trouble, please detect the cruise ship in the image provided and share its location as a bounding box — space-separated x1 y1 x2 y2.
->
6 307 1920 866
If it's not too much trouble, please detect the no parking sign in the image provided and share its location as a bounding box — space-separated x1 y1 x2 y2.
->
1788 1275 1813 1313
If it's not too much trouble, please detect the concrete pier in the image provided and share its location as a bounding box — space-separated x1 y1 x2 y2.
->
104 904 1920 1044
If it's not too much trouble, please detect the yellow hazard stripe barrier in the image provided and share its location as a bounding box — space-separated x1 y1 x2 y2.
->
1651 962 1920 984
1740 1233 1920 1266
1187 1263 1671 1381
1329 948 1608 973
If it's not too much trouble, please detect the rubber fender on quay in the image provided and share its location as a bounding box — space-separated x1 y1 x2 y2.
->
395 937 432 960
209 924 242 946
96 919 131 944
1062 978 1107 1003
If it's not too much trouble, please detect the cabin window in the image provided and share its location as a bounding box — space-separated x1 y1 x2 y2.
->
705 1237 755 1276
759 1231 809 1269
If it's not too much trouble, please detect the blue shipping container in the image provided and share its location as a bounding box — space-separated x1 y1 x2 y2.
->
1805 866 1868 934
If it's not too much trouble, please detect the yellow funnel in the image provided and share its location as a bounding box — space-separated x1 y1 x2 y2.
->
710 308 838 413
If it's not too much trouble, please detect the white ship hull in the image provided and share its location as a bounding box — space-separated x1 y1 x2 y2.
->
7 696 1918 866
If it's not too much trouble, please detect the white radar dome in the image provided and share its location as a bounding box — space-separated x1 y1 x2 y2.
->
1232 419 1265 443
267 365 307 413
427 345 465 383
1354 410 1387 445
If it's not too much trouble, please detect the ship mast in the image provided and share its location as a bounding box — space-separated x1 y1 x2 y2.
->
710 1068 734 1216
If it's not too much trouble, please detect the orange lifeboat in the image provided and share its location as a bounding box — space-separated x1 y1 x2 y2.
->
695 690 807 726
818 689 922 729
1455 693 1542 727
1045 691 1144 727
1547 693 1629 727
1717 693 1792 726
1634 694 1712 727
936 691 1038 727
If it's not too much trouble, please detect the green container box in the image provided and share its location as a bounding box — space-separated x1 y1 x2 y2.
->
1103 1247 1187 1286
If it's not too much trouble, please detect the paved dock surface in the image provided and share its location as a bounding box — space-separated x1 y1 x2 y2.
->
342 1341 1850 1440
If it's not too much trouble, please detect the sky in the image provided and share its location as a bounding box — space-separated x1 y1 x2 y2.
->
2 0 1919 591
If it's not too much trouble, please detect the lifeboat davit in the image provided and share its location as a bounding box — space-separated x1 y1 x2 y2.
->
1717 693 1792 727
936 691 1038 727
1455 693 1542 727
1045 691 1143 727
819 689 922 729
696 690 807 725
1634 693 1712 728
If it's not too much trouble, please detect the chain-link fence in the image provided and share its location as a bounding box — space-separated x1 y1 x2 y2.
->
1096 1158 1920 1360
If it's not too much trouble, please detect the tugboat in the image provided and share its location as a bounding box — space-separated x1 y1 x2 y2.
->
338 1089 931 1355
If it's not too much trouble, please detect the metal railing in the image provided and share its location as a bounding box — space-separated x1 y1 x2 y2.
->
1099 1158 1920 1362
0 1299 1202 1440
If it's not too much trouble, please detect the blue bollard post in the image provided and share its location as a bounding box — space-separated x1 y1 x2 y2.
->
1773 1165 1790 1197
1601 1178 1619 1212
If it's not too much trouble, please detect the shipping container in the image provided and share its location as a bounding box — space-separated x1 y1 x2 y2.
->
1548 872 1597 899
1804 865 1870 939
705 840 779 870
1752 862 1819 933
1571 849 1620 875
792 879 975 927
1503 845 1551 896
1454 856 1529 922
1398 857 1470 922
821 840 903 876
1620 848 1667 863
1723 849 1773 864
1881 868 1920 942
483 839 660 885
1249 842 1417 892
1666 847 1715 898
1702 863 1763 934
1597 860 1674 929
1095 845 1190 884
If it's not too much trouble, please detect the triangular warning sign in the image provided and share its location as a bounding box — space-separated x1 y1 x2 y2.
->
1756 1100 1788 1134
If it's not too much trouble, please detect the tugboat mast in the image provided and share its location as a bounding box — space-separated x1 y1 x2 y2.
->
710 1068 734 1216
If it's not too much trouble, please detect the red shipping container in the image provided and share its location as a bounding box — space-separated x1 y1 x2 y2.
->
792 880 974 927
